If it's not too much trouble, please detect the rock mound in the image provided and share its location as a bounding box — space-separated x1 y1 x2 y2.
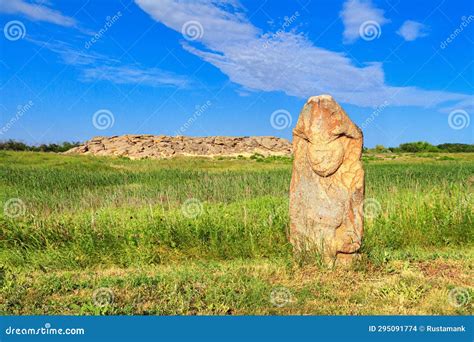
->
65 135 292 159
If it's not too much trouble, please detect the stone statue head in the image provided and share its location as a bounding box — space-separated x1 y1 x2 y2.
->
293 95 362 177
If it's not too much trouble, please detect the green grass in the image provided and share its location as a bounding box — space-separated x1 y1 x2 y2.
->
0 151 473 315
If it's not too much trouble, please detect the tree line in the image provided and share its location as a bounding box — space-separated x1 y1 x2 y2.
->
0 139 473 153
0 140 80 153
367 142 474 153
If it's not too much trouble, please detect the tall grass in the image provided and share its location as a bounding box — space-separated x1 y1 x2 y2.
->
0 151 472 271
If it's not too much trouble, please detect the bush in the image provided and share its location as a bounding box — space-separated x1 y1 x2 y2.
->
374 145 388 153
399 141 440 153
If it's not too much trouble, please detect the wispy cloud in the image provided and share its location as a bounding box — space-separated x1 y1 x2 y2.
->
397 20 429 41
81 65 189 88
135 0 473 111
340 0 389 43
31 39 106 65
0 0 77 27
30 39 190 88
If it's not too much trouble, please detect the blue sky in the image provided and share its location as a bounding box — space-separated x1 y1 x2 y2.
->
0 0 472 147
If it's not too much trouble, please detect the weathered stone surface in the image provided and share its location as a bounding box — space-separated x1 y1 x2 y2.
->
65 135 292 159
289 95 365 265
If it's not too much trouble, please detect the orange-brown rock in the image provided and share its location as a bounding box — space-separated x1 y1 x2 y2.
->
65 135 292 159
289 95 365 265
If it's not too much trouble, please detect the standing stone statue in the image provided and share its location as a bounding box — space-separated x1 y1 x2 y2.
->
289 95 365 265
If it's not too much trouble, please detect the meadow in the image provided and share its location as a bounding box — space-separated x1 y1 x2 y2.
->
0 150 472 315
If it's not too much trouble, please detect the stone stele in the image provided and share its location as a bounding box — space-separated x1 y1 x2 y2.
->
289 95 365 265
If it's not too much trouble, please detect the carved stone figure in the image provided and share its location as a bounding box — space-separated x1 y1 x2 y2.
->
289 95 365 265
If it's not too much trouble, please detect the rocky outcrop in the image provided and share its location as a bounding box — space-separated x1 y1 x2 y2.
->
289 95 365 265
65 135 292 159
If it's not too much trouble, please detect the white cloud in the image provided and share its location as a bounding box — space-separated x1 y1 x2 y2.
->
135 0 473 111
33 39 104 65
397 20 429 41
81 65 189 88
340 0 389 43
0 0 77 27
135 0 257 47
30 39 189 88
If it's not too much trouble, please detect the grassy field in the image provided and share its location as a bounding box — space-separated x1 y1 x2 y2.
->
0 150 472 315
